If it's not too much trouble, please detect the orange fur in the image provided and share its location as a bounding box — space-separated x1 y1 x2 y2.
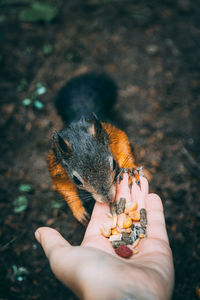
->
102 123 136 168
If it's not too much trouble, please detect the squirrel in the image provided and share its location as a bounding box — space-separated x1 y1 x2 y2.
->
47 72 141 225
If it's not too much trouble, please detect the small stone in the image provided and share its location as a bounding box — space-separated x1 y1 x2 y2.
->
112 240 126 248
131 227 139 240
138 227 146 235
121 232 133 245
121 231 130 238
130 224 135 230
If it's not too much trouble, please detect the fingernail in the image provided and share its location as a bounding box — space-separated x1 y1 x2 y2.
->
35 230 41 243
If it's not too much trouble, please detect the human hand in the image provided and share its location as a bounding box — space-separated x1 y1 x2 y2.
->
35 175 174 300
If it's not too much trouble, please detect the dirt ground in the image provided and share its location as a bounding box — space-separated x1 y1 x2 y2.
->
0 0 200 299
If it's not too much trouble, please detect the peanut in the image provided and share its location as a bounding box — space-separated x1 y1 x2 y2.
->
123 217 133 229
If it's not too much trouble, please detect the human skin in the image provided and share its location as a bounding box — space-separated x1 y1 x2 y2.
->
35 175 174 300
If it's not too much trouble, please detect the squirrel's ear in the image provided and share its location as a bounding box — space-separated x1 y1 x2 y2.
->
91 113 107 144
54 132 73 156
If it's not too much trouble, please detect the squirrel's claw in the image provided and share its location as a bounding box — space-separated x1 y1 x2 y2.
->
74 207 90 226
117 167 127 183
133 171 141 188
117 167 143 189
80 211 90 226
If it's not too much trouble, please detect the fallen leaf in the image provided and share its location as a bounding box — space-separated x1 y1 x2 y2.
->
13 196 28 213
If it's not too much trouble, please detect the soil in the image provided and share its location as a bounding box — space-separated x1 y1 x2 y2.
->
0 1 200 299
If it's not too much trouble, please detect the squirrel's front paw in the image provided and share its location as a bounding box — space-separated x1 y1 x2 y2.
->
118 167 144 189
74 207 90 226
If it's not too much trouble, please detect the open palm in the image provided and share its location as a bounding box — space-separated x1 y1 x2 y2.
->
35 176 174 300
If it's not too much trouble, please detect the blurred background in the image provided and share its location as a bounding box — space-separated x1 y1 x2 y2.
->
0 0 200 299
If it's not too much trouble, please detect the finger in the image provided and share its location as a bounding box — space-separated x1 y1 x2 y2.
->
131 176 149 209
145 193 169 244
82 201 114 252
116 173 131 202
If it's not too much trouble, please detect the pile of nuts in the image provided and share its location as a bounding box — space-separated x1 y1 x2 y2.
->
100 198 147 258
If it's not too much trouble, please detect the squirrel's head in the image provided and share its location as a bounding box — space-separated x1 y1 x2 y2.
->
53 116 119 203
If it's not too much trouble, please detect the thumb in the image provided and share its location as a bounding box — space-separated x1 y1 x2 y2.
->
35 227 71 258
35 227 82 296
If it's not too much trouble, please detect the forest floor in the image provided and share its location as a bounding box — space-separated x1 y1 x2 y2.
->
0 0 200 299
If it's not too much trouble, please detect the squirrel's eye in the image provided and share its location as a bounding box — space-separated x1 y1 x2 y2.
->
113 159 116 170
73 175 83 186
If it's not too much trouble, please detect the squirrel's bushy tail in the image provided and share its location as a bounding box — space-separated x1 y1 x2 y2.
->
55 72 117 124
